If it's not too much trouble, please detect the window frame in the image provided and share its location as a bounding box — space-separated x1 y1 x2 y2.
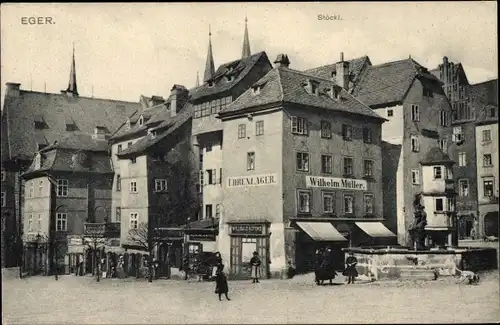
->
247 152 256 171
483 154 493 167
435 198 444 212
291 116 308 135
129 212 139 229
363 159 374 178
433 166 442 179
296 152 310 172
343 194 354 215
255 120 264 136
322 191 335 214
411 168 420 185
483 179 494 197
116 174 121 191
28 213 33 232
320 120 332 139
38 180 43 196
411 104 420 122
297 190 311 214
1 191 5 207
129 180 138 194
364 193 374 214
343 157 354 177
387 109 394 117
56 212 68 231
482 129 491 142
154 179 168 192
458 152 467 167
458 179 469 197
363 127 373 144
439 110 447 126
411 135 420 152
238 124 247 139
56 179 68 197
115 207 121 223
342 124 353 141
321 155 333 174
205 204 213 219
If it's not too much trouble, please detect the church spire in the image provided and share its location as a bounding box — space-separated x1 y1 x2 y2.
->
196 71 200 87
66 43 78 96
203 25 215 83
241 16 251 59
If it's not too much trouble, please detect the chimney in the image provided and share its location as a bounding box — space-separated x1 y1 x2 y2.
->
169 84 189 117
274 54 290 68
5 82 21 97
335 52 349 90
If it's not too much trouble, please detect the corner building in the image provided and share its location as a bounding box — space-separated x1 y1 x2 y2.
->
217 55 393 278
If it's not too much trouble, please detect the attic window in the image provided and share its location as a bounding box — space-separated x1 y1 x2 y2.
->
34 115 46 129
126 119 131 130
208 81 214 87
65 117 78 131
252 86 261 95
226 75 234 82
308 80 320 96
138 115 144 126
148 128 157 138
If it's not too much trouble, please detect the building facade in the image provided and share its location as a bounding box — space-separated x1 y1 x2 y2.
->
352 57 454 246
217 54 392 278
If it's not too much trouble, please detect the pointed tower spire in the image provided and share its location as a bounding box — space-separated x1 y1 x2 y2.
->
241 15 251 59
196 71 200 87
66 43 78 96
203 25 215 83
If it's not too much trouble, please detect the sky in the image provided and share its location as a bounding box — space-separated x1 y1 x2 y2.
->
1 2 498 105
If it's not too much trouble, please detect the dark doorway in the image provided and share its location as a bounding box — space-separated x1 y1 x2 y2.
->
484 212 499 237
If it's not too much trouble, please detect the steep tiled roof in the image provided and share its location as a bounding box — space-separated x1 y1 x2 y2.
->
218 67 385 121
190 51 270 101
420 147 454 165
1 89 139 162
117 103 193 157
23 133 112 176
110 102 168 140
471 79 498 124
303 56 371 85
352 58 442 107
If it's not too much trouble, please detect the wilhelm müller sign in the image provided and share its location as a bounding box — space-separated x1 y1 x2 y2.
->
227 174 277 188
306 176 367 190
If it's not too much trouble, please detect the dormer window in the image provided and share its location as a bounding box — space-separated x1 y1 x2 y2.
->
138 115 144 126
126 119 131 130
208 81 214 87
148 128 156 138
252 86 261 95
333 85 342 100
34 153 42 170
34 115 46 130
226 75 234 82
308 80 320 95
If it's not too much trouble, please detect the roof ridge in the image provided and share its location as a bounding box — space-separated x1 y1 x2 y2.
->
280 67 337 83
17 89 139 104
369 57 414 69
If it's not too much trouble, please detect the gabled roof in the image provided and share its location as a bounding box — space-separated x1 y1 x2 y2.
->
110 102 168 141
352 58 442 108
190 51 271 101
303 56 371 86
218 67 385 121
471 78 498 124
117 103 193 157
420 147 454 165
41 132 109 152
1 88 139 162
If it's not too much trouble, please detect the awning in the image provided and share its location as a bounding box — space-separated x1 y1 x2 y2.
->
296 222 347 241
355 222 396 238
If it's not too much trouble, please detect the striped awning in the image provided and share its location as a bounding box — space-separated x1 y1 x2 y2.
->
355 222 396 238
296 222 347 242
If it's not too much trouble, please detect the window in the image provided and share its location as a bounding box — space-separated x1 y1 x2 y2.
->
387 109 393 117
127 141 133 148
238 124 246 139
447 198 455 212
344 194 354 214
247 152 255 171
482 129 491 142
342 124 353 141
459 179 469 197
489 106 496 118
55 213 67 231
320 121 332 139
215 204 221 218
321 155 333 174
364 194 374 214
205 204 213 219
131 158 137 164
199 153 204 167
155 179 167 192
423 87 433 97
1 192 5 207
1 169 5 181
433 166 442 179
206 169 217 184
138 116 144 126
309 80 319 95
28 181 34 199
363 160 374 178
435 198 443 212
130 213 138 229
411 169 420 185
343 157 353 176
117 144 123 153
483 154 493 167
199 170 204 192
296 152 309 172
438 139 447 152
458 152 467 167
363 128 373 144
483 179 494 197
219 168 222 184
411 104 419 121
115 207 121 223
411 135 420 152
439 111 447 126
297 190 311 213
291 116 308 135
28 214 33 232
130 181 137 193
57 179 68 197
116 175 121 191
256 120 264 136
36 180 43 196
37 214 42 231
452 126 464 143
322 192 334 213
252 87 261 95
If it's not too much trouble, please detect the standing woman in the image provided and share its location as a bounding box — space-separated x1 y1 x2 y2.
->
343 252 358 284
250 251 261 283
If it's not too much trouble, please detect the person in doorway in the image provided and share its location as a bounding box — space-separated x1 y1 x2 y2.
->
214 266 231 301
183 253 190 280
250 251 261 283
343 252 358 284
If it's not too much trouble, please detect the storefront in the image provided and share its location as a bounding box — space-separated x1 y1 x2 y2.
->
227 221 270 280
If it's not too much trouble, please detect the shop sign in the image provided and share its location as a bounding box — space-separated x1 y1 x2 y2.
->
68 237 83 246
154 228 184 240
189 233 217 242
231 224 264 235
306 176 367 191
227 174 277 188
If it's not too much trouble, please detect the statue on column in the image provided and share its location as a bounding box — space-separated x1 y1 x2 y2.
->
409 193 427 250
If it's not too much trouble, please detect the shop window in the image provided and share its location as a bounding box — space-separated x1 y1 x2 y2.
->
321 155 332 174
297 190 311 214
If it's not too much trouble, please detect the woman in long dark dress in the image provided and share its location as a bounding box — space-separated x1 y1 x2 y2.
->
343 252 358 284
250 251 261 283
214 266 231 301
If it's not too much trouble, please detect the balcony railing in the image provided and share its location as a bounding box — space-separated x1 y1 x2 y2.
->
84 222 120 238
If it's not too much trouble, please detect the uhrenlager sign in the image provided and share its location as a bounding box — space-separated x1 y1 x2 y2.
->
227 174 277 188
306 176 367 191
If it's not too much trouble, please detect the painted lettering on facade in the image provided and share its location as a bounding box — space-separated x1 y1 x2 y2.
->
230 224 264 235
227 174 277 188
306 176 368 191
